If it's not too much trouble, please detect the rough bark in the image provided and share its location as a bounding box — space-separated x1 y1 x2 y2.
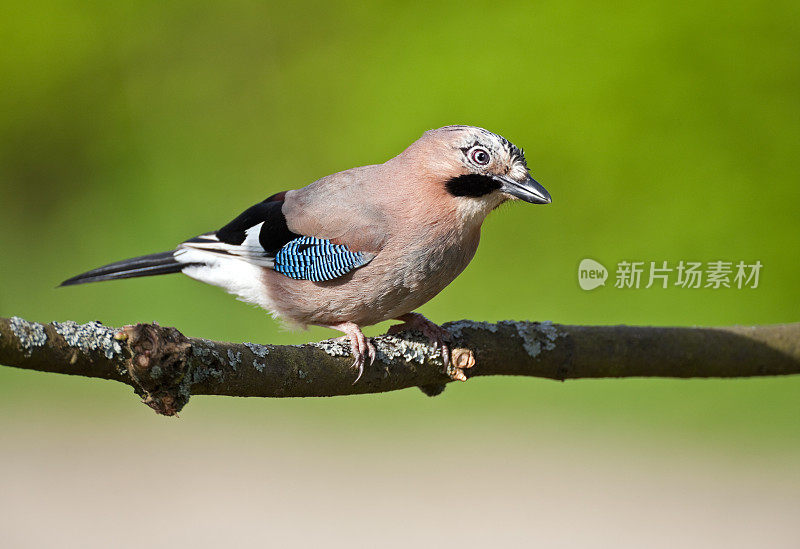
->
0 315 798 416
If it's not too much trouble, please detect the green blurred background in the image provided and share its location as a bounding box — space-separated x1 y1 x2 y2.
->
1 1 799 546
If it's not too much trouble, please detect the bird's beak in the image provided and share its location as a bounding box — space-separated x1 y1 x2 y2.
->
497 174 552 204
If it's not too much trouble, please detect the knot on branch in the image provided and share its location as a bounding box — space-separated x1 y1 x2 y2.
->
123 323 192 416
448 347 476 381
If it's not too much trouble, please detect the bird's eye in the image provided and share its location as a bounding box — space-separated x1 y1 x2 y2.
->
470 147 491 166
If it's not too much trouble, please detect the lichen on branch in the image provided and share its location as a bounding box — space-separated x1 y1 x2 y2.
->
1 315 798 416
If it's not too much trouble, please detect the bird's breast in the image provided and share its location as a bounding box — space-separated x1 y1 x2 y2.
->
348 223 481 322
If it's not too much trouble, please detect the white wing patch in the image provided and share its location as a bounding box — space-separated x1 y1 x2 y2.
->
176 225 274 267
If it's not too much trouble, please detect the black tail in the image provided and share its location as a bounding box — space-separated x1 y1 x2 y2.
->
60 251 189 287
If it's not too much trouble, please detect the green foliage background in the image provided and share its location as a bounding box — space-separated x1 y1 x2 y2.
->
1 1 798 453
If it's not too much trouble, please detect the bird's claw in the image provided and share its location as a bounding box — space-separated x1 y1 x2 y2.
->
333 323 375 384
349 338 376 384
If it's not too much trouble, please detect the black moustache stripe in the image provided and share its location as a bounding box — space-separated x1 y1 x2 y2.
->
445 173 501 198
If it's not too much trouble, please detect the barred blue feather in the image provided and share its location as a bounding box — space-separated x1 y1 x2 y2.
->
274 236 373 282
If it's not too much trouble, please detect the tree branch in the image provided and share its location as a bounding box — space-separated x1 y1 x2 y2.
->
1 315 798 415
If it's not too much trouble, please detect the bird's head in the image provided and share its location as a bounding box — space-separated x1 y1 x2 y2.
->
402 125 551 219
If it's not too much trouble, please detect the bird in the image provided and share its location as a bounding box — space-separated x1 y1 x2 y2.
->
61 125 552 381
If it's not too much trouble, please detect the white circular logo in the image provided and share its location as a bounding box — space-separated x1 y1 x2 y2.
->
578 259 608 290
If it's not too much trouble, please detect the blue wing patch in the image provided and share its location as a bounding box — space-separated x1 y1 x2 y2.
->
274 236 374 282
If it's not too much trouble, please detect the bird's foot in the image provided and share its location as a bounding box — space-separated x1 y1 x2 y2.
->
388 313 459 376
328 322 375 383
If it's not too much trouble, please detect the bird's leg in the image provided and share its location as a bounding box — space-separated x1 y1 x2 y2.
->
388 312 453 369
327 321 375 383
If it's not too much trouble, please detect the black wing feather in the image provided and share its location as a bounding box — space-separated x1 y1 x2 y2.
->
60 252 196 286
215 196 298 255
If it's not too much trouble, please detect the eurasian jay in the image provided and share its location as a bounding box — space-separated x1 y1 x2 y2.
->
62 125 552 381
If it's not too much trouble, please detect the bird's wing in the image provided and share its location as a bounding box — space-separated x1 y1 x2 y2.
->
281 167 389 253
177 191 377 282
